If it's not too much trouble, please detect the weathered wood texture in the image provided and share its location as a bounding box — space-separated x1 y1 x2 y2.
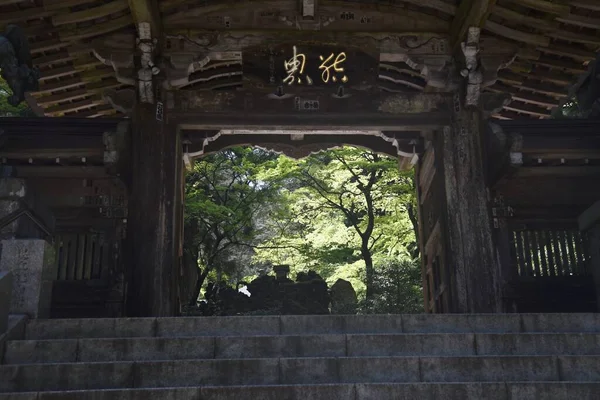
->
441 98 502 313
169 89 452 131
126 103 182 317
416 139 453 313
579 202 600 312
0 0 595 118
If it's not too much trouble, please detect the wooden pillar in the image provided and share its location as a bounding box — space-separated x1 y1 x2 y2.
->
579 201 600 311
440 94 502 313
126 103 182 317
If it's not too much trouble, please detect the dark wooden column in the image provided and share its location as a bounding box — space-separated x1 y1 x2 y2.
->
126 103 182 317
440 94 502 313
579 201 600 311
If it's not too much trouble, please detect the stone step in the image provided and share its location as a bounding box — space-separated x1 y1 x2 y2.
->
6 333 600 364
1 382 600 400
23 314 600 340
1 355 599 392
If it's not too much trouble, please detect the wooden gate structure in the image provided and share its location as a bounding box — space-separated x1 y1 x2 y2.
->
1 0 600 317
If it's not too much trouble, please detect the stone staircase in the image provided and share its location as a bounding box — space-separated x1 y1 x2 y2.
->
1 313 600 399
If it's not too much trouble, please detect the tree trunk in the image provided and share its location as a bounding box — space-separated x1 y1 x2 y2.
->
191 267 211 305
125 103 183 317
362 241 375 300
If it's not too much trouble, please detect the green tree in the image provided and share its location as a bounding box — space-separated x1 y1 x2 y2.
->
255 147 418 301
183 147 281 304
0 77 33 117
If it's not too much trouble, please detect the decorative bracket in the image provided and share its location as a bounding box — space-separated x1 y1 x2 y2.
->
460 27 482 107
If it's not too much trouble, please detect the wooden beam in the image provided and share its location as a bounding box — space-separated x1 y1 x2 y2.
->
0 8 56 25
507 0 571 14
13 166 108 179
42 0 98 11
484 20 550 47
487 84 559 108
556 14 600 30
511 70 576 86
58 14 133 42
52 0 130 26
571 0 600 12
545 30 600 47
127 0 162 37
518 81 568 97
514 166 600 178
36 89 91 106
537 44 596 63
30 39 69 54
37 78 84 95
75 105 118 118
531 56 587 74
503 101 551 118
45 96 105 116
491 5 560 31
450 0 496 48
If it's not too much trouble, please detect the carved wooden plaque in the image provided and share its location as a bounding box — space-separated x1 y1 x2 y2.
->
242 44 378 88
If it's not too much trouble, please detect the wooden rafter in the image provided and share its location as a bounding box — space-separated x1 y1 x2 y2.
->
127 0 161 37
52 0 130 26
450 0 497 49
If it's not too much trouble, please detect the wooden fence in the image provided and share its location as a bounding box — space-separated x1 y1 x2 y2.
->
54 232 110 281
511 227 588 278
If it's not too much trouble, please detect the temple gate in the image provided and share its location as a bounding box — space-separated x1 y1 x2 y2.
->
0 0 599 317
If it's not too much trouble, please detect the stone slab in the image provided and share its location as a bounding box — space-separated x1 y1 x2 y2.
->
132 359 279 387
0 272 12 334
343 315 403 334
521 314 600 333
200 384 355 400
401 314 522 333
26 318 156 340
37 388 199 400
155 316 279 337
215 334 346 359
4 339 78 364
356 383 509 400
0 362 134 392
420 355 558 382
77 337 215 362
0 394 38 400
338 357 421 383
347 333 475 357
475 333 600 356
0 240 55 318
0 178 54 240
29 385 356 400
280 315 345 335
509 382 600 400
558 355 600 381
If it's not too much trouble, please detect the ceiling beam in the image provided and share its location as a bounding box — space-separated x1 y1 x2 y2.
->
127 0 161 38
450 0 497 49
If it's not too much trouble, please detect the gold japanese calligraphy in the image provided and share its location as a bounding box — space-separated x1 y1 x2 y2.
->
283 47 349 85
284 46 311 85
319 52 348 83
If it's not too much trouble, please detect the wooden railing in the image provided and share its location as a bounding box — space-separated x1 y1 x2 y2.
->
511 228 588 278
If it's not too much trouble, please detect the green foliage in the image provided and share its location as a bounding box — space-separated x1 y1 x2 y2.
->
0 77 33 117
358 259 423 314
184 145 423 312
183 147 281 303
253 147 418 301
